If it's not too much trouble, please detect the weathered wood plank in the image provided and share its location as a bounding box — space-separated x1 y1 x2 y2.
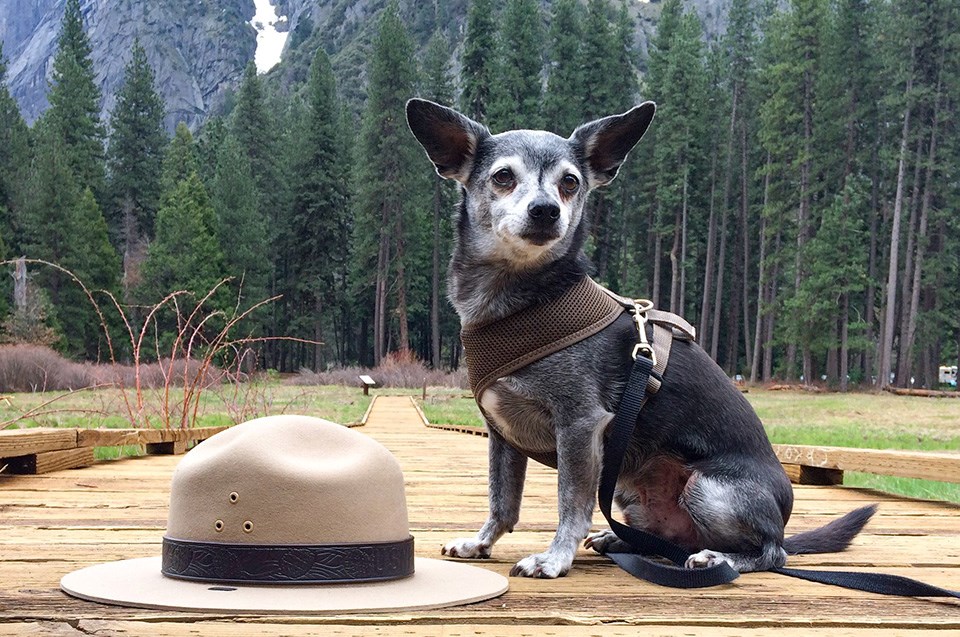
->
3 447 95 474
774 444 960 483
75 428 145 448
0 623 936 637
0 428 77 456
783 463 845 485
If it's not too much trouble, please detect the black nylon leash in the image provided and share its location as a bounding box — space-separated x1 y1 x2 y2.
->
599 351 960 598
597 352 739 588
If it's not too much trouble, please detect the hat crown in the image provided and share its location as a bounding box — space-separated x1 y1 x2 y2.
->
165 416 409 545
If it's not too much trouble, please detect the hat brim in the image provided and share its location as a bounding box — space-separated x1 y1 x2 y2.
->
61 556 508 614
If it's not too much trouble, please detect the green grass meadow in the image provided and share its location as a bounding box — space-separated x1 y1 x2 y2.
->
1 383 373 461
419 387 960 503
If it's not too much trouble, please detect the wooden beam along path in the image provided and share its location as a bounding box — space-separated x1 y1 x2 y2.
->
424 421 960 485
0 395 957 635
0 425 229 474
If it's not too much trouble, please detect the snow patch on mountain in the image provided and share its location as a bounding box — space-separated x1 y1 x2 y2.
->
250 0 289 73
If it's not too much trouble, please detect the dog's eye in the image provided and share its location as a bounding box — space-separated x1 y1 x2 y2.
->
560 174 580 194
492 168 515 187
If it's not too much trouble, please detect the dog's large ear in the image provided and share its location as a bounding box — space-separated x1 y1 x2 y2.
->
571 102 656 188
406 98 489 184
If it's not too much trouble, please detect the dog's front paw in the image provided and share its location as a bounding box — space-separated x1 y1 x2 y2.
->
584 529 623 554
685 549 731 569
509 552 571 578
441 537 491 559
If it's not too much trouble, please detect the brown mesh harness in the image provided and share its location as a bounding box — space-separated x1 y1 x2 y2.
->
460 276 696 406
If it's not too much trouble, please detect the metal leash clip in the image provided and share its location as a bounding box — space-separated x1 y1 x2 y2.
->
630 299 656 365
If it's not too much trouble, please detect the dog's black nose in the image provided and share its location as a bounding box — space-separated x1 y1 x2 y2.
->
528 200 561 224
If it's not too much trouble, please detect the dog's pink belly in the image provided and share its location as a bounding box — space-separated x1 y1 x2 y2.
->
618 458 701 549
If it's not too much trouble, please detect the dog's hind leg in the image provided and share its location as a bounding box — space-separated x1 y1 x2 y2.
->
681 472 791 573
442 427 527 559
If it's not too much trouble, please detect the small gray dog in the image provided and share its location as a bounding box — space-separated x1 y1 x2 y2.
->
405 98 874 579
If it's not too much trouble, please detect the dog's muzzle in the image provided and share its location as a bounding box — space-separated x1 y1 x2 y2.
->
522 199 561 244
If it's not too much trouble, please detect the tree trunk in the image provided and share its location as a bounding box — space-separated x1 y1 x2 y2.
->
895 134 925 385
840 292 850 391
750 153 772 383
374 202 392 366
763 228 783 382
699 149 719 343
314 296 324 372
863 135 881 383
670 205 681 315
430 177 442 369
679 166 689 317
739 120 752 368
879 53 914 389
789 55 815 383
652 233 662 309
710 86 740 362
395 212 410 355
826 323 838 385
802 348 813 386
900 73 942 388
592 193 610 282
13 257 27 311
711 190 729 362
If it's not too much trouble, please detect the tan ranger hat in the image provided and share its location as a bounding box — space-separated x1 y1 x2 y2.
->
60 415 508 613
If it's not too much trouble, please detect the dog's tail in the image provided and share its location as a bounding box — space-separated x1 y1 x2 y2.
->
783 504 877 555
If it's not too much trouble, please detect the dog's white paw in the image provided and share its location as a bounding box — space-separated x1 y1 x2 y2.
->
441 537 491 559
685 549 731 569
509 552 571 578
583 530 618 554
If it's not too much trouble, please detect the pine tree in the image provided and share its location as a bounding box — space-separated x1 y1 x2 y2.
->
580 0 620 119
421 29 459 368
106 41 166 243
460 0 500 123
42 0 105 197
211 133 269 316
139 171 224 304
231 61 287 368
232 62 279 199
352 2 429 364
487 0 544 131
611 0 639 110
660 6 707 316
162 123 200 192
756 0 826 381
785 179 868 386
195 116 228 189
0 42 30 264
543 0 585 135
595 0 642 292
19 124 119 358
286 48 351 370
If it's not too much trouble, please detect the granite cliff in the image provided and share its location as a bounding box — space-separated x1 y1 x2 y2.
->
1 0 255 130
1 0 734 131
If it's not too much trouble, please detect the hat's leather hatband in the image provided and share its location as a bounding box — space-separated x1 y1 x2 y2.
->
161 535 415 585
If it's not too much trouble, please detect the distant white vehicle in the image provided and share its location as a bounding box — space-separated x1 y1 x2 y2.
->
940 365 958 387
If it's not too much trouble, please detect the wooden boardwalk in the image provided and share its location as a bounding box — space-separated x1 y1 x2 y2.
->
1 395 958 635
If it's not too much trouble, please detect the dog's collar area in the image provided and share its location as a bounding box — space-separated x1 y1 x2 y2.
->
460 276 696 402
160 535 415 585
461 276 626 400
